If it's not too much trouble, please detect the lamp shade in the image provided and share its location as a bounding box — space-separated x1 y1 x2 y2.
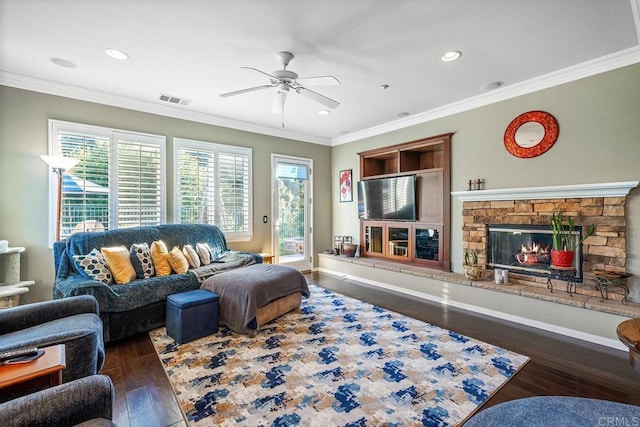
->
40 155 79 171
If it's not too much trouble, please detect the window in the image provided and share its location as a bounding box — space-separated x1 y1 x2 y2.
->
48 120 166 241
174 138 252 241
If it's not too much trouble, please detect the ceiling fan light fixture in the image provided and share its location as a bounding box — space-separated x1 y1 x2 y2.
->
104 48 129 60
441 50 462 62
220 50 341 128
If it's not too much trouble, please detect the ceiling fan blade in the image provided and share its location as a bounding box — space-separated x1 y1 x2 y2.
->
296 75 341 86
272 90 288 114
241 66 281 81
296 86 340 109
219 85 273 97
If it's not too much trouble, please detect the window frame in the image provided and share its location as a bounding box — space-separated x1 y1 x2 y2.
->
47 119 167 244
173 137 253 242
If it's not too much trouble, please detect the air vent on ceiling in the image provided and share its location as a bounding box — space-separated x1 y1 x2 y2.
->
159 93 191 106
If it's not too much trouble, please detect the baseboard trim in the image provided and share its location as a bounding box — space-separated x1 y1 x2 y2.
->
314 266 627 352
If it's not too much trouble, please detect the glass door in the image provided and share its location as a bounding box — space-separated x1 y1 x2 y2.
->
272 155 312 271
387 226 410 261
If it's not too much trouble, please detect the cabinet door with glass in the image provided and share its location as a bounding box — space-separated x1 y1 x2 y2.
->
362 221 385 257
387 225 411 261
413 225 443 266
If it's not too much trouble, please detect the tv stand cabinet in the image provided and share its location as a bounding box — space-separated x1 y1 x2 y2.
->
359 133 451 270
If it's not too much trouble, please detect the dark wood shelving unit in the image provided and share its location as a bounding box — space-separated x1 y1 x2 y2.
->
358 133 451 270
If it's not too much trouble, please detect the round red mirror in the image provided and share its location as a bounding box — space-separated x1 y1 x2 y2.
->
504 111 559 158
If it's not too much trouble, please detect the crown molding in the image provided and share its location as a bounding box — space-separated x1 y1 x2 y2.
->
332 45 640 146
2 44 639 148
0 72 332 146
451 181 640 202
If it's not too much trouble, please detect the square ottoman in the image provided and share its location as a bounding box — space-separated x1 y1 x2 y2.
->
166 289 219 344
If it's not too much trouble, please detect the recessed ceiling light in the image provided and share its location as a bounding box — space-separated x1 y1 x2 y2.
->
49 57 76 68
380 84 390 90
318 110 330 115
441 50 462 62
104 48 129 60
395 112 410 118
480 81 504 91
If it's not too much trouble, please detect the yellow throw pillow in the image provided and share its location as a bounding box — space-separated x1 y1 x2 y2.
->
151 240 172 277
168 246 189 274
101 246 137 284
183 245 201 268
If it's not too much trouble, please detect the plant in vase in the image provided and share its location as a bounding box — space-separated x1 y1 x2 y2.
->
549 211 595 267
463 251 485 280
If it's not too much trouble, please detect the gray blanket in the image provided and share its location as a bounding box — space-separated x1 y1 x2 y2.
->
190 252 255 283
200 264 310 334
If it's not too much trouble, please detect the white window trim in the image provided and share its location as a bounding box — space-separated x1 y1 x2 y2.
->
47 119 167 245
173 137 253 242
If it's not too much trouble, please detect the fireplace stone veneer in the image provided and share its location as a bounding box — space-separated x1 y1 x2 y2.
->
461 196 628 300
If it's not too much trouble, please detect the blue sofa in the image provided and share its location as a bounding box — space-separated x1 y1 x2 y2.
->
53 224 261 342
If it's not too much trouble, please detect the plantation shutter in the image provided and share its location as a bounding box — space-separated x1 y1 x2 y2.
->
175 139 252 241
56 128 110 236
49 120 166 243
115 132 164 227
217 150 250 234
177 146 216 224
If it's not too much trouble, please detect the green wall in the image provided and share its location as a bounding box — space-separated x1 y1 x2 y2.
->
332 63 640 301
0 86 332 303
2 63 639 308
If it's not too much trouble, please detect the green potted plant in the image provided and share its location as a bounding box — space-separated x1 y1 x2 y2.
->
549 211 595 267
463 251 484 280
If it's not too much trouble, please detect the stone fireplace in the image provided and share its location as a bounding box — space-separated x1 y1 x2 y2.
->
453 182 638 301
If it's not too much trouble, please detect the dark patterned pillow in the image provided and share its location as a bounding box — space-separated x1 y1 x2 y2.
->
73 248 113 284
130 243 155 279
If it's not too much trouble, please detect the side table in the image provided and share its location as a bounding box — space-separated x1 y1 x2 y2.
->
547 266 578 296
617 318 640 374
259 253 274 264
0 344 66 399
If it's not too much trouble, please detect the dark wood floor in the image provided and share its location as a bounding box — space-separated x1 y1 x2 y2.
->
102 271 640 427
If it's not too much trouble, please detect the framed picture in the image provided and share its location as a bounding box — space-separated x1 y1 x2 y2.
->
340 169 353 202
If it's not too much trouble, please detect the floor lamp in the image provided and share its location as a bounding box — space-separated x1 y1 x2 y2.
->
41 155 79 241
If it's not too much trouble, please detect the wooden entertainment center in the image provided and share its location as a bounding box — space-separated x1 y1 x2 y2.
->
358 133 451 270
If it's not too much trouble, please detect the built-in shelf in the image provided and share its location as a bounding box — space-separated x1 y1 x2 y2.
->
359 133 452 270
452 181 639 202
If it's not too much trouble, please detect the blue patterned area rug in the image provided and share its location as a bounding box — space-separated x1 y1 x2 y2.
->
149 284 529 426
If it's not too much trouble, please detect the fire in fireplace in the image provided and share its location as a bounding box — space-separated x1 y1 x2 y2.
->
487 224 583 282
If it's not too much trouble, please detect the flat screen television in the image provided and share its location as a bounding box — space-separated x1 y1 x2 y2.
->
357 175 417 220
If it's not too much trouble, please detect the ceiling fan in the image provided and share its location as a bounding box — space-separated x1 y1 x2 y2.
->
220 51 340 127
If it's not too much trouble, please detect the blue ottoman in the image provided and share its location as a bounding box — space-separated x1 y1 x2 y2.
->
166 289 219 344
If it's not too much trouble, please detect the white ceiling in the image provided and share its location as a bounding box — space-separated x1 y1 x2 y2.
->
1 0 639 145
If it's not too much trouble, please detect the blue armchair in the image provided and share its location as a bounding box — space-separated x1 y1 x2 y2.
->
0 295 105 384
0 375 114 426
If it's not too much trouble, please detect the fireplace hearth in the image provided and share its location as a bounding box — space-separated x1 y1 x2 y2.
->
487 224 584 282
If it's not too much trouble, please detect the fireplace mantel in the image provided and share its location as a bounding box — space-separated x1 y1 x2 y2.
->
452 181 638 202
